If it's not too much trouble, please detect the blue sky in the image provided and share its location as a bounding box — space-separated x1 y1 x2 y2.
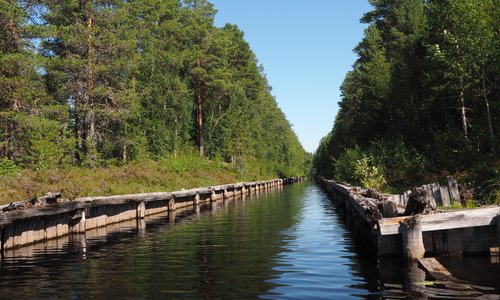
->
210 0 372 153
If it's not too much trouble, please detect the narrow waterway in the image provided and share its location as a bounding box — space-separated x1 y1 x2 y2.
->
0 182 498 299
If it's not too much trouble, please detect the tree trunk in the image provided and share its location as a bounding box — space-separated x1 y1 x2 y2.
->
482 64 494 151
456 43 468 139
195 60 204 157
459 80 468 139
196 89 204 156
84 3 96 166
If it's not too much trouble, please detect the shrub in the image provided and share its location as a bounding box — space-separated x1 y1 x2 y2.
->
334 147 386 190
353 154 386 190
0 158 19 176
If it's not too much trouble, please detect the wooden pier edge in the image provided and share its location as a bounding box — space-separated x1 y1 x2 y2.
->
317 177 500 258
0 177 306 255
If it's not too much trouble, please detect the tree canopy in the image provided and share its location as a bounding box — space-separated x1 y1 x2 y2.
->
0 0 309 178
314 0 499 196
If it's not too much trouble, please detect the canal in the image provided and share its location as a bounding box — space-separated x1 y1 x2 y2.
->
0 182 498 298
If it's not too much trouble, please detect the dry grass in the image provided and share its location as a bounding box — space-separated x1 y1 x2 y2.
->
0 157 273 204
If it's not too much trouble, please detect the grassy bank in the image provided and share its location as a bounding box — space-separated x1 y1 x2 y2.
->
0 155 279 204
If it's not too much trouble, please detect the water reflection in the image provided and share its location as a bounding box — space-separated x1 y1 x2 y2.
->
0 182 498 299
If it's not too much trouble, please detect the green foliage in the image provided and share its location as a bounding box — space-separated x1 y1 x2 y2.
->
0 157 18 176
368 140 425 190
353 154 386 191
314 0 499 199
334 147 386 190
333 147 363 184
0 0 308 189
158 152 225 174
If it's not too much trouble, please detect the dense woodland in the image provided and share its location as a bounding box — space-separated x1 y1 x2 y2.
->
0 0 309 189
314 0 499 202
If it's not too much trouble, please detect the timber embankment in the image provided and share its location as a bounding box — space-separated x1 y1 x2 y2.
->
318 177 500 259
0 177 305 257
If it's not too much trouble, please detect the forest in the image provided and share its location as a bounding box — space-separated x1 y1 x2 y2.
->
313 0 499 203
0 0 309 201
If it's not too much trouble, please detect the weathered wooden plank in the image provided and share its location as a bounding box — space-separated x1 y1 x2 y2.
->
447 176 460 203
440 186 451 207
418 257 452 279
0 202 89 226
430 183 442 207
77 192 172 204
378 206 500 235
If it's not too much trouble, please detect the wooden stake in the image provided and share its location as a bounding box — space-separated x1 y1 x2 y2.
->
401 215 425 259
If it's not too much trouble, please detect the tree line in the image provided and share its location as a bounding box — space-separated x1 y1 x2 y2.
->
0 0 309 178
314 0 499 197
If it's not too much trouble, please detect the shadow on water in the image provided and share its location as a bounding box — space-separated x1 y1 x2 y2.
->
0 182 498 299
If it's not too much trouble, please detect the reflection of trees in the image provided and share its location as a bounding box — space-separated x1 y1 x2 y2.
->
0 185 305 298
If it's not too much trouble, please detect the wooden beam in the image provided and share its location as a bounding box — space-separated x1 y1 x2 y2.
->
76 192 172 204
378 206 500 236
0 202 89 226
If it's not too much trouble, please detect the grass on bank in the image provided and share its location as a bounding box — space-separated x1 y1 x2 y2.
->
0 154 279 204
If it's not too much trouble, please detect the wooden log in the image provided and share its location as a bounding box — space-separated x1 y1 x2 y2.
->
379 206 500 236
417 257 487 296
364 188 382 200
381 200 398 218
404 187 433 216
417 257 452 280
400 215 425 259
76 192 172 204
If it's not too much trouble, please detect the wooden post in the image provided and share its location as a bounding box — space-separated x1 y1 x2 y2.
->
223 189 229 200
194 193 200 208
210 190 216 202
71 209 86 233
496 215 500 244
447 176 460 204
137 218 146 235
137 201 146 219
168 199 176 212
439 186 451 207
401 215 425 260
430 183 442 207
241 185 246 195
407 261 426 295
168 211 176 223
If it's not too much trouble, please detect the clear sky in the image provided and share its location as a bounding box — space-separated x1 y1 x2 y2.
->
210 0 372 153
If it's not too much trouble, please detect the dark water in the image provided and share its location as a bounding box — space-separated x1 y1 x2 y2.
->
0 182 499 299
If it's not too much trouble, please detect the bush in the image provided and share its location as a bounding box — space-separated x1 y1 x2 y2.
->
334 147 363 184
353 154 386 190
368 140 426 191
334 147 386 190
0 158 18 176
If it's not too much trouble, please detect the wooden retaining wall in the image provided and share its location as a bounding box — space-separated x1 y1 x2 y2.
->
0 178 304 256
318 177 500 258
